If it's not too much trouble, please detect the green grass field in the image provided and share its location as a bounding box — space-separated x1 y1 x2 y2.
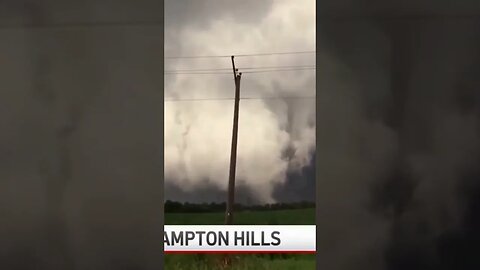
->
165 208 315 270
165 254 315 270
165 208 315 225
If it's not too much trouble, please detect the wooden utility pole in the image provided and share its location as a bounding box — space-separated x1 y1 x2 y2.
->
225 56 241 225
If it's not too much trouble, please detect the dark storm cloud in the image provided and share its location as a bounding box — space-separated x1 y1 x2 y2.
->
164 153 316 205
164 180 262 205
164 0 316 203
273 153 316 203
164 0 274 58
165 0 274 30
317 2 480 269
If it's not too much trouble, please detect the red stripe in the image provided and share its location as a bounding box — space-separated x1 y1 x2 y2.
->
165 250 315 254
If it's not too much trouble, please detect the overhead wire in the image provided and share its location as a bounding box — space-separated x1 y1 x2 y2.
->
164 52 316 101
164 65 315 73
165 50 315 59
164 72 232 75
164 67 316 75
164 51 316 75
164 96 315 102
242 67 315 74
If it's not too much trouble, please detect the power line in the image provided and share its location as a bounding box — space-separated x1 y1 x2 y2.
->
164 65 315 73
165 67 234 72
242 67 315 74
164 72 231 75
164 67 316 75
164 96 315 102
234 51 315 57
165 55 228 59
241 65 315 70
165 50 315 59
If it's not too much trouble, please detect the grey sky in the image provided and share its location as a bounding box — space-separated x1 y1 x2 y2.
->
164 0 316 203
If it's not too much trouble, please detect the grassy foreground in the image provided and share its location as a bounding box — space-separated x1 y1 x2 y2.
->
165 208 315 270
165 254 315 270
165 208 315 225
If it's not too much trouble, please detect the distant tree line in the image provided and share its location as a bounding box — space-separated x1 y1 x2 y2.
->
164 200 315 213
